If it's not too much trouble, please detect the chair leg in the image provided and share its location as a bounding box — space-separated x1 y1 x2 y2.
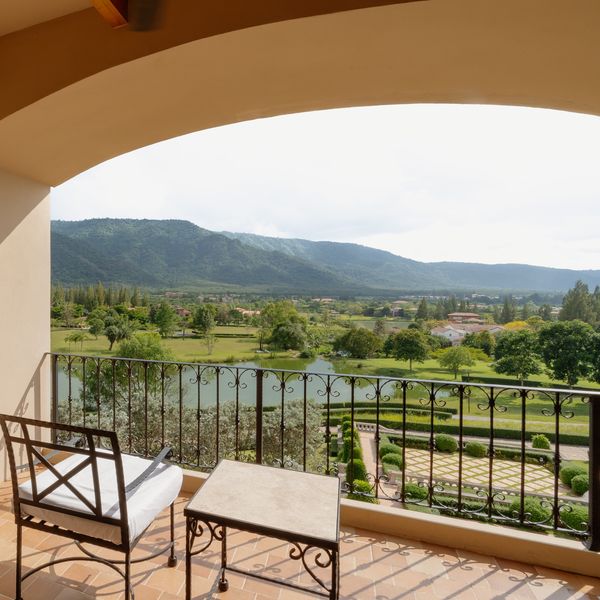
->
15 522 22 600
125 551 132 600
168 502 177 567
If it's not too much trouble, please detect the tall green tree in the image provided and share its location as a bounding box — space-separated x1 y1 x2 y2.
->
154 301 178 338
560 280 594 324
192 304 217 336
462 330 496 357
500 296 517 324
104 313 133 351
538 320 594 386
539 304 553 321
438 346 475 379
493 330 541 385
416 298 429 320
373 318 386 338
390 329 429 371
269 321 307 351
333 328 382 359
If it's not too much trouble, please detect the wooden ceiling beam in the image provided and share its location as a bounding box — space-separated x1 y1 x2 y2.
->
91 0 128 28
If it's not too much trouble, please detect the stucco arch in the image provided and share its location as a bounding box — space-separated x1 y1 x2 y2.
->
1 0 600 186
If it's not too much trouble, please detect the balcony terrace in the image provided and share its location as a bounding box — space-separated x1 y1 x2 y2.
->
0 353 590 598
2 486 600 600
3 2 600 598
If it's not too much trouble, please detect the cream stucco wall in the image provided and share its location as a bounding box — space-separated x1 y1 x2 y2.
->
0 168 51 479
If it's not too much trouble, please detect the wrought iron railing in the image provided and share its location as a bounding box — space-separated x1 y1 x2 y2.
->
50 352 600 548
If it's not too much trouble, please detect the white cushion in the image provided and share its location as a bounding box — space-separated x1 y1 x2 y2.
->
18 452 183 544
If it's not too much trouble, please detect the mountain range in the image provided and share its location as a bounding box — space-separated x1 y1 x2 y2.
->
51 219 600 294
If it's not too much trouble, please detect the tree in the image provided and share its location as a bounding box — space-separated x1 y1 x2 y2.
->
538 320 594 386
416 298 429 320
560 280 594 324
462 330 496 357
333 328 382 359
390 329 429 371
88 317 105 339
154 301 178 338
591 333 600 384
500 296 516 324
269 321 307 351
192 304 216 336
373 318 386 338
258 300 306 351
104 313 133 350
493 330 541 385
438 346 475 379
539 304 553 321
65 331 89 351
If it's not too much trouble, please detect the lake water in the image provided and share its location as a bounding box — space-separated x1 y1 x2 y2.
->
55 356 410 412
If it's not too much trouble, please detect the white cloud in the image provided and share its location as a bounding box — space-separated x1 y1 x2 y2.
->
52 104 600 270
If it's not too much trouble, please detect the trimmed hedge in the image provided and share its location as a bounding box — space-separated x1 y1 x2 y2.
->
346 458 368 483
465 441 487 458
560 504 588 532
494 447 553 465
435 434 458 453
571 474 589 496
404 482 428 501
329 406 453 420
326 401 458 415
509 497 551 523
531 434 551 450
347 479 378 504
379 442 403 459
382 454 403 470
560 462 588 486
327 414 589 446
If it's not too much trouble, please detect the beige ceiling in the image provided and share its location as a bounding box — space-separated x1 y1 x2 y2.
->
0 0 90 36
1 0 599 186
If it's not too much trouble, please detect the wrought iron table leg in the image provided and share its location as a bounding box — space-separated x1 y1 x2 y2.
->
218 526 229 592
331 548 339 599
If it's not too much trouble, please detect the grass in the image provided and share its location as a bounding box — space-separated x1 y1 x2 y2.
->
51 327 292 363
52 329 597 427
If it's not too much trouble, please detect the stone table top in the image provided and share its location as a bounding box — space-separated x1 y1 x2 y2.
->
185 460 340 545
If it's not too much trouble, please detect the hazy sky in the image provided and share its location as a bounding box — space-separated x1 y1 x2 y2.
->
52 104 600 270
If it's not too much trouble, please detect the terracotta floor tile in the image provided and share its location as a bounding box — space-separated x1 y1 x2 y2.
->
0 481 598 600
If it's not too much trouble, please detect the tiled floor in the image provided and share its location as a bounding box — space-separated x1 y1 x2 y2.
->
0 482 600 599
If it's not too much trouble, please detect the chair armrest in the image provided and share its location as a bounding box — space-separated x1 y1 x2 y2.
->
124 447 173 494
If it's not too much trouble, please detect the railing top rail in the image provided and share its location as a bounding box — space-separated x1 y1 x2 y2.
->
48 352 600 398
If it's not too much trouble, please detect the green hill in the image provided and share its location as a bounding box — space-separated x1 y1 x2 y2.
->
51 219 600 293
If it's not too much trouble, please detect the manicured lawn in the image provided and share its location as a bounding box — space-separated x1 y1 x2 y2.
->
51 327 281 363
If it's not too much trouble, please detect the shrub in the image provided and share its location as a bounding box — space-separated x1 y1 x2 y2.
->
379 442 402 459
494 446 553 465
531 434 551 450
559 462 588 486
509 497 551 523
341 435 362 462
382 454 403 470
347 479 378 504
403 482 428 501
571 474 589 496
560 504 588 532
464 441 487 458
435 434 458 453
346 458 368 483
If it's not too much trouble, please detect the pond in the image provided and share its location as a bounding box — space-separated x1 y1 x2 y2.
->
55 355 407 414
